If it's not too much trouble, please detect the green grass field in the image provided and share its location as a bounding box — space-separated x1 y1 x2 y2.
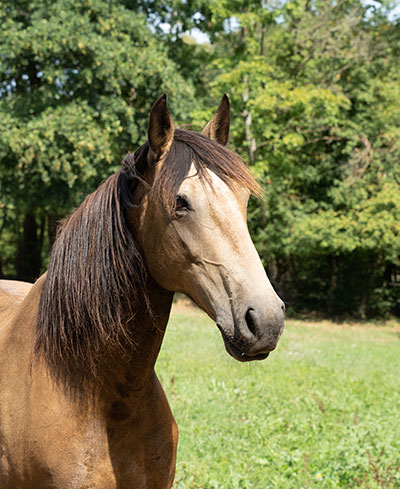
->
156 304 400 489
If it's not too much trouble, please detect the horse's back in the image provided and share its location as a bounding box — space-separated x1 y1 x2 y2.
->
0 280 33 299
0 280 33 326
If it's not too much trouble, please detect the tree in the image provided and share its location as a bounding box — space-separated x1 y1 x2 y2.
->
0 0 194 280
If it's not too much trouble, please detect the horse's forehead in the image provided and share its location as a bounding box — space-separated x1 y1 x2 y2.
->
181 163 246 200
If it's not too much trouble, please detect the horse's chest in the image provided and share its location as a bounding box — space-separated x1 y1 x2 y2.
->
42 415 176 489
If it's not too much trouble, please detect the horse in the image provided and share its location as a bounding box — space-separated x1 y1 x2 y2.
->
0 95 285 489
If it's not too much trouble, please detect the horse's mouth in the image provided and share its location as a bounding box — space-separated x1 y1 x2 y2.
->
217 325 270 362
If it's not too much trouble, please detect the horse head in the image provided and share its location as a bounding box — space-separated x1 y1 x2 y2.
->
126 95 285 361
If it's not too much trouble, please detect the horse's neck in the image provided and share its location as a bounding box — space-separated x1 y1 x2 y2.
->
25 274 174 410
97 278 174 409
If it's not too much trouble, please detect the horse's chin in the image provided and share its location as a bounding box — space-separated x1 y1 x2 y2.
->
217 325 270 362
226 344 270 362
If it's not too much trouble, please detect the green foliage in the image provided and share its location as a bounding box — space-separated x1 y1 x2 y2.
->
158 310 400 488
0 0 193 208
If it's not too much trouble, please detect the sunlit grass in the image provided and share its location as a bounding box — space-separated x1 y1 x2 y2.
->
156 306 400 489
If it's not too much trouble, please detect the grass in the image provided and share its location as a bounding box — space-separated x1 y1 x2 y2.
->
155 304 400 489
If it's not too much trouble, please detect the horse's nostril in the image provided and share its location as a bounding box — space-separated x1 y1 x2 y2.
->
245 308 257 337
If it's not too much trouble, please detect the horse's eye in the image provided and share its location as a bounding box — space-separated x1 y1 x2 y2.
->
175 195 190 213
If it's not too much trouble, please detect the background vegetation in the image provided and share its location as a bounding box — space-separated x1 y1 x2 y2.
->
159 305 400 488
1 0 399 317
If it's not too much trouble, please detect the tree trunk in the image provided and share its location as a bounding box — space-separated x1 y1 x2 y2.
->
15 212 44 282
47 213 60 248
242 75 257 164
328 254 338 315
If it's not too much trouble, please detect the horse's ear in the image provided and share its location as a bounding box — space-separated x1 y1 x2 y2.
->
202 94 230 146
148 94 175 161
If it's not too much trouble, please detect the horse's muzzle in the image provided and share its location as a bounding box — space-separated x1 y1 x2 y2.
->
217 304 285 362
